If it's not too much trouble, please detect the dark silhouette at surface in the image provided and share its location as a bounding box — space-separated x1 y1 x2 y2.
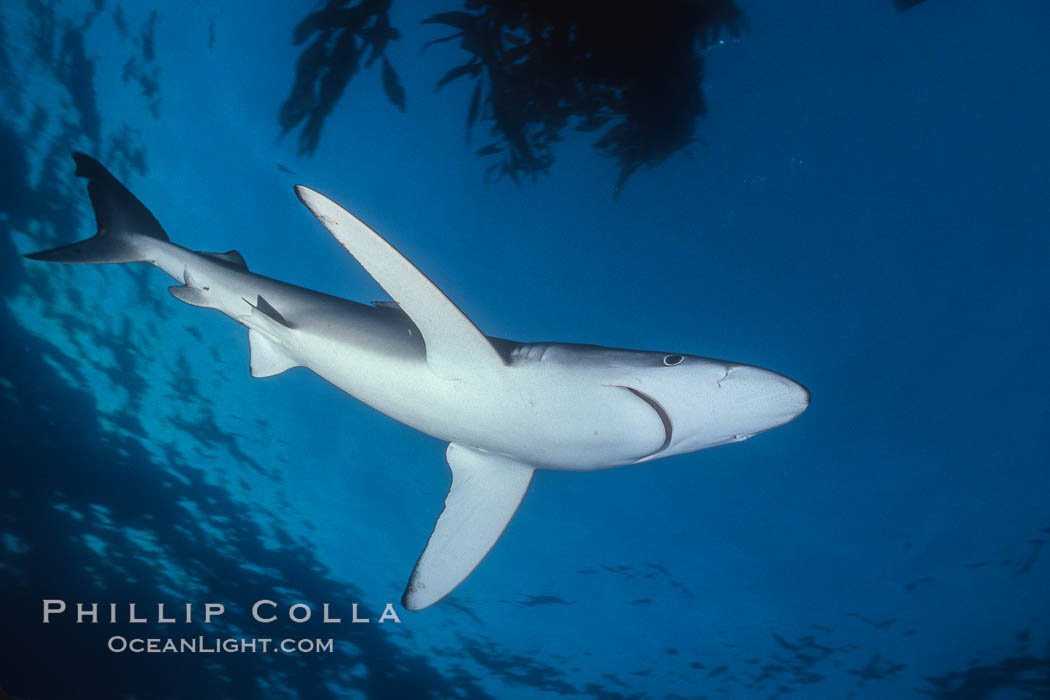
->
280 0 403 155
424 0 746 193
280 0 745 194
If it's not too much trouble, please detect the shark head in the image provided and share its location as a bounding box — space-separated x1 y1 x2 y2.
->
618 353 810 461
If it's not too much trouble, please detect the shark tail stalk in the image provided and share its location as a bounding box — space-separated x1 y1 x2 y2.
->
25 153 170 264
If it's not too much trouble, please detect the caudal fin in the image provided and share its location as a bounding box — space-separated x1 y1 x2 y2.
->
24 152 168 264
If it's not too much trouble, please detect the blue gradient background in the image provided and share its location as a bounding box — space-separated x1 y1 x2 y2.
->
0 1 1047 698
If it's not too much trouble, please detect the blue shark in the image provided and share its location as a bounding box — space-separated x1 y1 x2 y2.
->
26 154 809 609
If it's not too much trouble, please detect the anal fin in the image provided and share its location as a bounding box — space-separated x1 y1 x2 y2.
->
168 285 211 308
402 443 534 610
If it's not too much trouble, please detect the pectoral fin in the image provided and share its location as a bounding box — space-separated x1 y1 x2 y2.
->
402 443 534 610
294 186 505 379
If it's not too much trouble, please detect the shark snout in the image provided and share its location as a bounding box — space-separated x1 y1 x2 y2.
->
721 364 810 430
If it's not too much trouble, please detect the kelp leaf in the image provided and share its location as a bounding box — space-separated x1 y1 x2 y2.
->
595 122 628 151
422 31 464 52
362 24 402 67
278 37 328 131
292 10 325 45
436 60 481 89
381 57 406 111
467 81 482 128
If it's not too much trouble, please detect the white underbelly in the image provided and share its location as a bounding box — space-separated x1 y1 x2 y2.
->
302 342 669 470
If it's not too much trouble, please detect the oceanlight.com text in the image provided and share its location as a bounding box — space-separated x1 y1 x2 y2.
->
107 636 334 654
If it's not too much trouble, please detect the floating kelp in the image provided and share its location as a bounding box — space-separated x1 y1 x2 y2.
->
423 1 745 194
279 0 404 155
280 0 746 194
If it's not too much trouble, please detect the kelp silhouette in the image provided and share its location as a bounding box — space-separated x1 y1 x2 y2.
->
280 0 746 194
280 0 404 155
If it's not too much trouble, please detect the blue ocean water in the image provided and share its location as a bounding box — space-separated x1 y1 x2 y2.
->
0 0 1047 698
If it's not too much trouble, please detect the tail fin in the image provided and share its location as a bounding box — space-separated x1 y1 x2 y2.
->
24 152 168 264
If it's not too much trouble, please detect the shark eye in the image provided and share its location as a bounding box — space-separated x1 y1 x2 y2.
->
663 354 684 366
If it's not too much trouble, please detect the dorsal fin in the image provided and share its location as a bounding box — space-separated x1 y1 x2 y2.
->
201 250 248 269
295 186 505 379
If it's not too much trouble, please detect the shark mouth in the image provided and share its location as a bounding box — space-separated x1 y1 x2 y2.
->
619 386 673 458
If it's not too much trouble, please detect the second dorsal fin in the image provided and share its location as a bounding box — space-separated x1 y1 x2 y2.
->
201 250 248 269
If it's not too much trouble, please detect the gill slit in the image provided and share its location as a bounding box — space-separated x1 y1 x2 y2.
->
614 386 673 456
